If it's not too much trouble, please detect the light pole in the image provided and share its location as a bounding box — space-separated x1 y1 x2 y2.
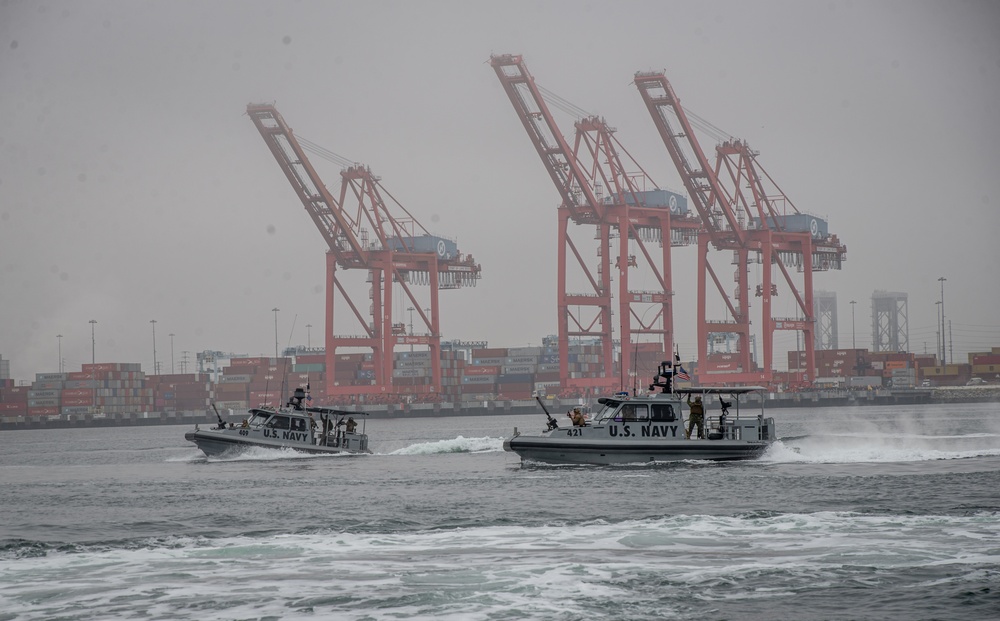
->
89 319 97 364
850 300 856 349
935 301 942 364
169 333 175 374
938 276 946 365
57 334 63 373
306 324 312 349
272 308 280 359
150 319 158 375
407 306 415 352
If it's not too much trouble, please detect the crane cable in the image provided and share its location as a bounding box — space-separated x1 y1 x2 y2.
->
297 135 356 169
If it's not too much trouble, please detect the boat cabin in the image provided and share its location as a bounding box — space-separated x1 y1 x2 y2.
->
586 387 772 442
243 407 369 453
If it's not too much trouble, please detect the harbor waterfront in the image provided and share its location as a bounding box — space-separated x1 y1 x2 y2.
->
2 385 998 431
1 402 999 620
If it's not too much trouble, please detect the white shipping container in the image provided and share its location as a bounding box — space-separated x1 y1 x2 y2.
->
505 356 539 365
472 357 504 366
392 368 430 378
533 381 561 392
461 393 493 402
35 373 68 381
395 359 433 369
846 376 877 388
219 374 252 384
61 406 94 415
28 398 60 407
461 375 496 384
27 390 60 399
216 401 248 410
507 347 542 357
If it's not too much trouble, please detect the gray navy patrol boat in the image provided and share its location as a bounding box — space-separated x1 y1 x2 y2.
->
185 387 371 457
504 361 776 465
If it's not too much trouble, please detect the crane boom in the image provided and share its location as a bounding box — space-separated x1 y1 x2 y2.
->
633 72 747 248
634 71 846 387
491 55 703 392
489 54 606 223
247 104 368 264
248 103 481 398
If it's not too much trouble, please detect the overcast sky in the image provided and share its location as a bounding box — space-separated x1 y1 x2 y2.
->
2 0 998 381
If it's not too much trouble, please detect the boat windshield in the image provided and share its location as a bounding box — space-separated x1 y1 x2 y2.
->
591 400 621 423
264 415 291 430
247 412 271 427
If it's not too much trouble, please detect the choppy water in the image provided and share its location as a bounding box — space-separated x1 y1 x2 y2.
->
1 403 999 620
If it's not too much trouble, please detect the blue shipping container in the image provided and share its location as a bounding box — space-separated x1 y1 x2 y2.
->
617 189 689 215
386 235 458 259
754 214 828 239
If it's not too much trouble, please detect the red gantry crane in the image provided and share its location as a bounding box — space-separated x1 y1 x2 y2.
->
633 72 846 386
247 104 481 397
490 55 700 392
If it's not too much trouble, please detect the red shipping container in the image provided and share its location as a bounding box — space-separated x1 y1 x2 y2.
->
62 388 95 398
249 391 280 400
472 348 507 358
971 354 1000 365
230 357 272 367
27 407 59 416
503 391 533 400
463 366 500 376
296 355 327 364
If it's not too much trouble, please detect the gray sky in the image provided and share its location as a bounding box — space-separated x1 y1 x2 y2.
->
2 0 999 381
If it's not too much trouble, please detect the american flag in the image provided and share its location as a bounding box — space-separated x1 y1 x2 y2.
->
675 366 690 381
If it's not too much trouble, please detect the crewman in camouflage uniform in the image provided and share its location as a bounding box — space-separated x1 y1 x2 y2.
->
686 395 705 439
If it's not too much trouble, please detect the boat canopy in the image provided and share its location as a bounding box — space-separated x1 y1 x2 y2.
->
673 386 767 396
306 407 369 417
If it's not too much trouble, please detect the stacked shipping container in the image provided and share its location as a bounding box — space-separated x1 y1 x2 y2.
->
0 363 155 418
215 357 325 409
147 373 213 411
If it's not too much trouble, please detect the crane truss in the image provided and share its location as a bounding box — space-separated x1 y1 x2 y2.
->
247 104 481 397
491 55 699 391
634 72 846 386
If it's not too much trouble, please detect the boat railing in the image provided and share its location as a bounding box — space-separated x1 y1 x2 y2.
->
318 429 367 450
707 414 772 441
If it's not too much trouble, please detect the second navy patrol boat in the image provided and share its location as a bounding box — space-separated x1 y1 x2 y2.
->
504 361 776 465
185 387 371 457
